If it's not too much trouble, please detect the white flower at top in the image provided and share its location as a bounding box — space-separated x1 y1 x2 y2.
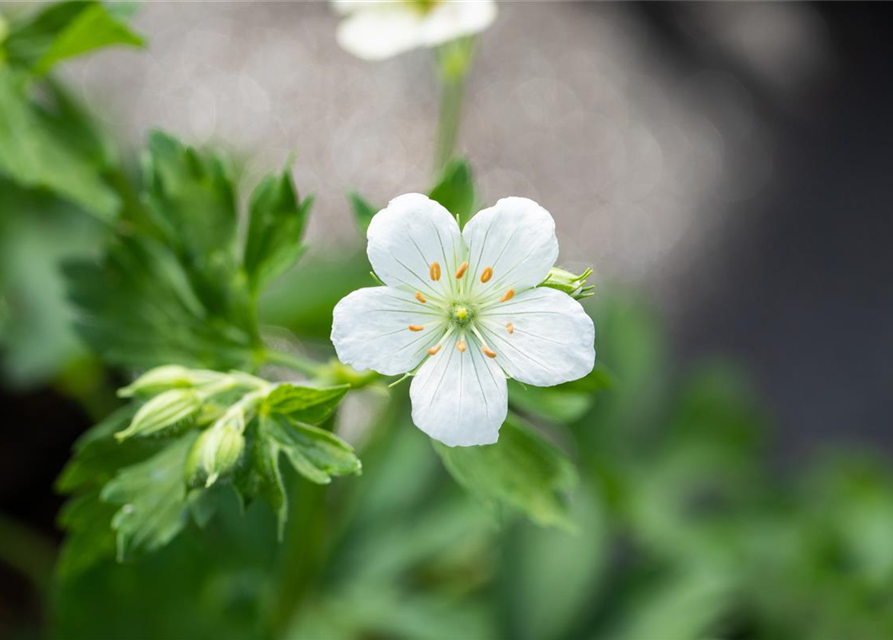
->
333 0 497 61
331 194 596 447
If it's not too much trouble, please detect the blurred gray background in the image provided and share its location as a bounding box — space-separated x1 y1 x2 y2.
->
57 1 893 456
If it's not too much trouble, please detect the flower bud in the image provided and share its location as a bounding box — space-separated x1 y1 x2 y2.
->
115 389 202 441
185 421 246 488
540 267 595 300
118 365 222 398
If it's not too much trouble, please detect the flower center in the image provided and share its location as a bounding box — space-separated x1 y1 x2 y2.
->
450 303 474 328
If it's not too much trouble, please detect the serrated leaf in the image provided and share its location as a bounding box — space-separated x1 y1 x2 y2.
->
55 490 118 581
56 405 164 493
235 417 287 537
234 413 359 538
434 416 578 530
114 389 202 441
348 191 378 232
265 383 349 425
428 159 475 227
143 130 246 322
65 235 257 370
244 169 311 293
267 415 361 485
31 2 144 75
101 434 197 561
0 68 119 221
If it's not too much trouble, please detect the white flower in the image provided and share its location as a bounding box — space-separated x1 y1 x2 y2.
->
331 193 595 447
333 0 497 61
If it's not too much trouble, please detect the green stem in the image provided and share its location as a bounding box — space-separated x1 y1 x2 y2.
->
434 72 465 173
262 349 325 378
433 38 475 173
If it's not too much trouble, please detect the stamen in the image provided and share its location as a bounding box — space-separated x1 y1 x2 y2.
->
481 266 493 283
408 324 424 332
427 345 441 355
499 288 515 302
506 322 514 334
415 291 427 303
455 261 469 279
469 325 497 360
456 340 467 353
430 262 441 281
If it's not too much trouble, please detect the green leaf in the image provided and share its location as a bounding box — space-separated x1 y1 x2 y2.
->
243 168 311 293
265 382 350 425
348 191 378 232
56 405 164 493
31 2 144 75
143 130 245 320
434 416 578 529
508 362 613 423
428 159 475 227
55 490 118 581
100 434 197 561
267 415 361 485
0 68 119 221
66 235 257 370
5 2 88 64
235 417 287 536
235 413 359 537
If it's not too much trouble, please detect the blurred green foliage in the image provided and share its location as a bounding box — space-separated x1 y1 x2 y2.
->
2 4 893 640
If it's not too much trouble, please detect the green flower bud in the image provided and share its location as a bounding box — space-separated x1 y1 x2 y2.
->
118 365 223 398
115 389 202 441
185 420 246 488
540 267 595 300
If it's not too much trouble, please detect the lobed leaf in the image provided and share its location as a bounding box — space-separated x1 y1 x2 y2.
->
434 416 579 530
101 434 198 561
0 68 119 221
265 382 350 425
244 169 311 293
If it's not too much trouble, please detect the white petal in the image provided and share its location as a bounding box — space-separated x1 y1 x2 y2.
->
331 287 446 376
336 5 425 61
367 193 465 302
477 287 595 387
462 197 559 300
410 331 507 447
420 1 498 47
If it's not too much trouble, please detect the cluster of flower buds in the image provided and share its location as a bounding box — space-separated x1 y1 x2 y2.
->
113 366 274 486
540 267 595 300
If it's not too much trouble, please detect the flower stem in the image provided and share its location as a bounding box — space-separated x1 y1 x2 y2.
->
433 37 475 174
262 349 325 378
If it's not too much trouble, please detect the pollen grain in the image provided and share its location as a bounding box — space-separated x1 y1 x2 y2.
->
429 261 441 281
499 288 515 302
427 345 441 355
456 340 467 353
482 346 497 358
415 291 427 303
506 322 514 334
455 261 469 279
408 324 424 332
480 267 493 283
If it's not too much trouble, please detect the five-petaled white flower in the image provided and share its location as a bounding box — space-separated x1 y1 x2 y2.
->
331 193 596 447
333 0 497 61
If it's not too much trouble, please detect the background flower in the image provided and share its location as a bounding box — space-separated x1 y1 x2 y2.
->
333 0 497 60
